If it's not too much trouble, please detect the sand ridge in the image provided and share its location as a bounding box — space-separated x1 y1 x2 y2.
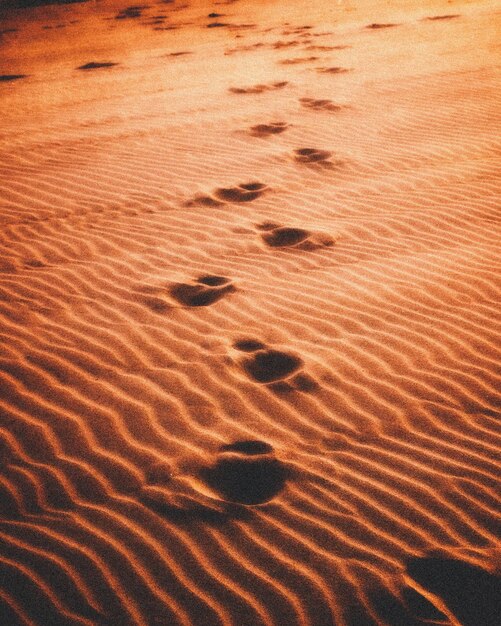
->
0 0 500 624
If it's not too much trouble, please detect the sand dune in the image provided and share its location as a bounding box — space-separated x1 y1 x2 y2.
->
0 0 500 624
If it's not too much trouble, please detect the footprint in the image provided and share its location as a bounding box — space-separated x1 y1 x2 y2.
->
300 97 344 112
187 183 267 206
405 556 501 626
233 338 318 392
249 122 289 137
115 6 144 19
278 56 319 65
77 62 118 70
294 147 332 163
163 51 192 57
229 81 288 94
259 224 335 250
424 14 460 21
214 182 267 202
304 44 350 51
365 23 398 29
200 440 289 505
169 275 236 307
364 586 444 626
242 349 303 384
0 74 28 82
233 338 267 352
316 66 351 75
187 194 224 207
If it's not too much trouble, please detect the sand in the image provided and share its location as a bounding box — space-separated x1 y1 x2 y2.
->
0 0 500 624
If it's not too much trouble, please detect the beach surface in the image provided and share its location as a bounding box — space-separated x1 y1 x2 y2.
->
0 1 500 624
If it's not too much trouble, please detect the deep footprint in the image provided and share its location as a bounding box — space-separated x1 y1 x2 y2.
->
405 556 501 626
257 222 335 251
249 122 289 137
215 182 267 202
170 275 235 307
233 338 267 352
294 148 332 163
200 440 288 504
229 81 288 94
243 349 303 383
261 226 310 248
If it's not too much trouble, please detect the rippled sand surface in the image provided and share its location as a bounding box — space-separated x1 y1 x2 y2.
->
0 1 500 624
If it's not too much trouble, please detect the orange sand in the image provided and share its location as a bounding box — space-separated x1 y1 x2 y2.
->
0 0 500 624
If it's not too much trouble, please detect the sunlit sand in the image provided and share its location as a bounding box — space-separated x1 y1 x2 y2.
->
0 1 500 624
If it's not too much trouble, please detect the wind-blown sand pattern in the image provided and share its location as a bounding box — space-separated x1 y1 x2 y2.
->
0 0 500 624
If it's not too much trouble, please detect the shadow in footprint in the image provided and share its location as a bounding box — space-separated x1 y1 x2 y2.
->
242 349 303 384
316 66 351 75
249 122 289 137
260 225 334 250
279 56 319 65
170 275 235 307
200 440 289 505
77 62 118 70
234 338 317 392
229 81 288 94
304 44 350 51
405 556 501 626
366 23 399 29
261 226 309 248
215 182 267 202
188 194 224 207
0 74 28 82
300 97 344 112
233 339 267 352
294 147 332 163
424 14 460 21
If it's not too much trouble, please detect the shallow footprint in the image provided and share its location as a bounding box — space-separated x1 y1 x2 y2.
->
316 66 351 75
170 275 235 307
405 555 501 626
262 226 310 248
294 147 332 163
215 182 267 202
424 14 460 21
300 97 344 112
365 23 399 29
229 81 288 95
249 122 289 137
278 56 319 65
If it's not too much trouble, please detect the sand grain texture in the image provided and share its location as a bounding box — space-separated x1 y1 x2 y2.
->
0 0 500 624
